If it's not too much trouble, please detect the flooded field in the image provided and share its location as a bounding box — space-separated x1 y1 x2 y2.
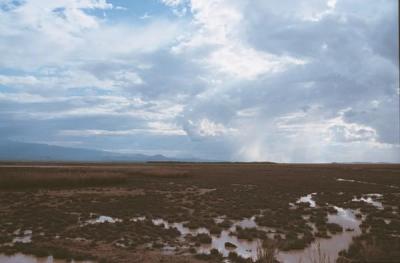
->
0 163 399 262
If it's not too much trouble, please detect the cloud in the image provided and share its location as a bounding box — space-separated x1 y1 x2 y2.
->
0 75 40 86
205 45 307 80
184 118 237 139
60 125 186 137
0 0 398 162
170 0 307 80
0 1 181 69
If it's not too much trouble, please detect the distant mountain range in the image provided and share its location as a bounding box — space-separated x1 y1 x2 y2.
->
0 140 204 162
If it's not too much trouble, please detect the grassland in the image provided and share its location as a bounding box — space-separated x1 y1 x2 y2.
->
0 162 399 262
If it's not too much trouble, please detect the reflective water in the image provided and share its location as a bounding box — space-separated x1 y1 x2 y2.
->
277 206 361 263
0 254 92 263
296 193 317 207
2 194 374 263
199 216 270 261
152 218 209 235
153 197 363 263
153 216 275 261
336 178 399 189
86 215 121 224
12 229 32 244
130 216 146 222
352 194 383 209
197 230 260 261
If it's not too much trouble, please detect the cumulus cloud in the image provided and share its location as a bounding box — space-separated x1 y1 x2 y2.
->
0 0 398 162
168 0 307 80
184 118 237 139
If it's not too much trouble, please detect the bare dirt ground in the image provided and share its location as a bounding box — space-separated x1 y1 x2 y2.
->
0 162 399 262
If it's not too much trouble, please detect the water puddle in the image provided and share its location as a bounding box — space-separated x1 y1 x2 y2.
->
352 194 383 209
336 178 399 189
153 216 275 261
328 207 360 229
69 191 385 263
199 216 277 261
161 245 177 255
0 253 92 263
86 215 122 224
152 219 209 235
296 193 317 207
277 206 361 263
130 216 146 222
197 231 260 261
336 178 357 183
13 229 32 244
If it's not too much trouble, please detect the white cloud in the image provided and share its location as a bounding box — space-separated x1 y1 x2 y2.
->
237 107 260 117
0 75 39 86
249 0 337 22
0 1 181 69
206 45 307 79
161 0 186 7
274 107 379 143
170 0 307 80
161 0 188 16
0 0 398 162
113 71 144 86
0 92 60 103
0 69 144 92
5 95 185 123
185 118 237 138
60 126 186 137
231 106 388 162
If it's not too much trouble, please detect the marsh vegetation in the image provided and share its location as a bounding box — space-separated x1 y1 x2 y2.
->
0 162 399 262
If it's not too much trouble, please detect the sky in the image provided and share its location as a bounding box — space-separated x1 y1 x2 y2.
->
0 0 399 162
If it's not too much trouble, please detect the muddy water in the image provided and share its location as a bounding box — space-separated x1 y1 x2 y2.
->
197 230 260 261
153 195 363 263
155 192 368 262
86 215 122 224
197 193 363 262
12 229 32 244
352 193 383 209
277 230 359 262
152 218 210 235
154 216 275 261
0 253 92 263
296 193 317 207
336 178 400 189
198 216 266 261
277 205 362 263
2 193 369 263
